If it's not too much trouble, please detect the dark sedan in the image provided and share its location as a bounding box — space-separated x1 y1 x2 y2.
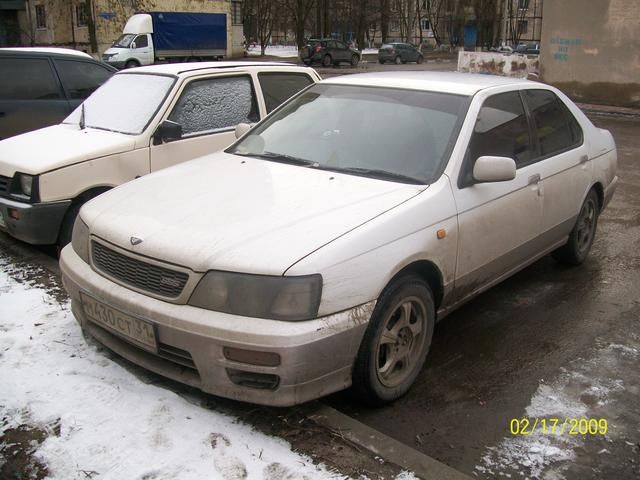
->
378 43 424 64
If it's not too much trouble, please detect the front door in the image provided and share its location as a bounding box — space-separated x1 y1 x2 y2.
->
150 74 261 172
453 90 543 301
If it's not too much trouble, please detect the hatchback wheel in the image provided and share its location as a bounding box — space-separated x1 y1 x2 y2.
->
352 275 435 406
394 55 402 65
552 189 600 265
351 54 360 67
322 54 332 67
417 55 424 64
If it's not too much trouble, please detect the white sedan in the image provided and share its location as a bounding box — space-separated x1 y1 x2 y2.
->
60 72 618 406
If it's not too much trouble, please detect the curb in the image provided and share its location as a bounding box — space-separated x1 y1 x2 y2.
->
306 402 473 480
577 103 640 119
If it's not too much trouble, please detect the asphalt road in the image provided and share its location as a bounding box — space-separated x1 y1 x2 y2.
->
328 115 640 479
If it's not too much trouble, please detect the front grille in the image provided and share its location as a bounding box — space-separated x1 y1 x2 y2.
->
0 175 10 196
92 241 189 298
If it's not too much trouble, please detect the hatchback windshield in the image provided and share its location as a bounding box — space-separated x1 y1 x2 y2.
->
229 84 468 184
113 34 136 48
64 73 175 135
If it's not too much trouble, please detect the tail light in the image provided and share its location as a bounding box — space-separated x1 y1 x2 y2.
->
315 45 322 53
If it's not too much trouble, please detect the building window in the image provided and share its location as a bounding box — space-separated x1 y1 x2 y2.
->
231 1 242 25
76 2 88 27
518 0 530 9
421 18 430 31
35 4 46 29
518 20 529 35
391 20 400 32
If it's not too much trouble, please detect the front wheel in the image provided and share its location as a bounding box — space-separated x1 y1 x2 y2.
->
417 55 424 64
322 54 332 67
352 275 435 406
124 60 140 69
552 189 600 265
350 54 360 67
394 55 402 65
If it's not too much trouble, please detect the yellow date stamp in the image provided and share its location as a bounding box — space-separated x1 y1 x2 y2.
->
509 418 608 435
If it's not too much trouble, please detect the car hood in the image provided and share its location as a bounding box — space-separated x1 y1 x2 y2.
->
0 124 136 177
83 152 426 275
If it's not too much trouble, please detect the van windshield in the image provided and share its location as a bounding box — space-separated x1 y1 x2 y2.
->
113 34 136 48
63 73 176 135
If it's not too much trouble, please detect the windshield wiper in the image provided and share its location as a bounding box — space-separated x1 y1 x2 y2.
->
317 166 426 185
235 151 317 167
79 103 85 130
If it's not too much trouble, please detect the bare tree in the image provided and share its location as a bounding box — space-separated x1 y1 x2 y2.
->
508 0 529 45
244 0 276 54
425 0 446 45
283 0 316 48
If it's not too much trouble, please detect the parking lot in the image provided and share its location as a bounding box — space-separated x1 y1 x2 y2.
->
0 66 638 478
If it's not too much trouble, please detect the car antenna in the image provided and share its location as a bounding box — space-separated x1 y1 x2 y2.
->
79 103 86 130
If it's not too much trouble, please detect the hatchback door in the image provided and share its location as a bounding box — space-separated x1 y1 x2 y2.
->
0 56 70 139
522 89 591 242
150 73 261 172
453 90 543 300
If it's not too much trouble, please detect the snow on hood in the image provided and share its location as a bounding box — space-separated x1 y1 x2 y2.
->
82 152 426 275
0 124 136 177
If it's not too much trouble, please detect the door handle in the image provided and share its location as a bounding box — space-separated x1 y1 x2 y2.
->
528 174 541 185
579 154 589 164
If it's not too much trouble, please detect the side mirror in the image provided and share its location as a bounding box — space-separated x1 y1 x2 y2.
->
153 120 182 145
235 122 252 139
131 42 137 49
473 156 516 183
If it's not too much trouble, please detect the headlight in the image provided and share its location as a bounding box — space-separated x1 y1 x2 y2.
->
11 173 36 200
189 271 322 321
71 216 90 264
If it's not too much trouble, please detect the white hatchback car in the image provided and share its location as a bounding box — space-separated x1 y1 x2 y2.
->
0 62 319 248
60 72 618 406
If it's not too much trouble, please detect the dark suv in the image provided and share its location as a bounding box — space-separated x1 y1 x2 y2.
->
0 48 116 139
378 43 423 64
299 39 360 67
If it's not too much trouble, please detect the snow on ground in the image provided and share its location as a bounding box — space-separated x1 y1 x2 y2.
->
475 340 639 479
0 256 342 480
247 45 378 57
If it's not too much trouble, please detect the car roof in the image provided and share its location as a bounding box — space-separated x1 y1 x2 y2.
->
123 61 312 77
0 47 93 58
321 71 532 96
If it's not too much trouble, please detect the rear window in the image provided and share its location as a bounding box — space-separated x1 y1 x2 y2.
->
258 72 314 113
0 57 61 100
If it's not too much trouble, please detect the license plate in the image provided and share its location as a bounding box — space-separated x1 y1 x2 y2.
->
80 292 157 352
0 210 5 228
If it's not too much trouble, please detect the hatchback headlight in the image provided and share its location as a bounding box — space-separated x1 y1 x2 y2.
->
71 216 90 264
189 271 322 321
11 173 36 200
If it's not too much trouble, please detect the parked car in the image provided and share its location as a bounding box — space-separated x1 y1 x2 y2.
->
490 45 514 53
60 71 618 407
0 47 116 139
378 43 424 64
299 38 360 67
515 42 540 54
0 62 320 248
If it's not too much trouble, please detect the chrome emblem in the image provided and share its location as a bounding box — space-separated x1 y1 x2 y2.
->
130 236 143 246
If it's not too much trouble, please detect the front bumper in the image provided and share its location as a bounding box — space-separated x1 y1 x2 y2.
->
0 197 70 244
60 245 373 406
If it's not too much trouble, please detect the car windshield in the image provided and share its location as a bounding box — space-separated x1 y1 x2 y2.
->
229 84 469 184
113 34 136 48
63 73 175 135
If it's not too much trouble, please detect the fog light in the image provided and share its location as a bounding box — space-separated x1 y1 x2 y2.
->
8 208 19 220
223 347 280 367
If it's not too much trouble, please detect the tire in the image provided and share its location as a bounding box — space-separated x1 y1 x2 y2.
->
303 60 311 65
352 275 435 406
322 54 332 67
378 59 384 64
350 54 360 67
124 60 140 69
552 189 600 265
394 55 402 65
417 55 424 64
57 201 83 252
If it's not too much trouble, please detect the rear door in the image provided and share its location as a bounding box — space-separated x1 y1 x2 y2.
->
0 55 69 139
150 73 260 171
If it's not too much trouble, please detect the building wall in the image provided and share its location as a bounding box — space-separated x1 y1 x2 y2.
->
24 0 242 58
540 0 640 107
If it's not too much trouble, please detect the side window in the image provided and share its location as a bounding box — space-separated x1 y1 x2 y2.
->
168 75 259 136
523 89 583 158
0 57 61 100
326 40 336 49
467 91 533 169
54 59 113 99
134 35 148 48
336 41 347 49
258 72 314 113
